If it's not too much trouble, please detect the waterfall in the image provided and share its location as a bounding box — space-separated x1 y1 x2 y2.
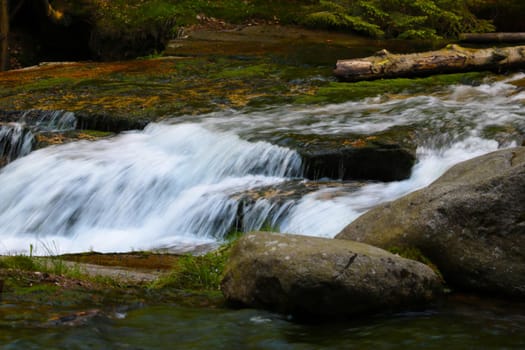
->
0 123 302 253
0 74 523 254
279 136 501 237
0 110 78 166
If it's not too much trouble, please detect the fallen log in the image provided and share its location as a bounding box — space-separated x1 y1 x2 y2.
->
334 44 525 82
460 32 525 44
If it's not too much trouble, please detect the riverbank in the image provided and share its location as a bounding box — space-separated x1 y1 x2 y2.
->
2 249 525 350
0 250 229 328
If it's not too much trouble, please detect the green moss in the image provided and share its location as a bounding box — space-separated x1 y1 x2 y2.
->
0 77 76 96
297 72 487 104
480 124 521 141
388 246 442 278
302 11 385 38
212 64 272 79
299 0 493 39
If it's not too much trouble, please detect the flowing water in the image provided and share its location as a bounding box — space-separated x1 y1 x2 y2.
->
0 123 34 165
0 110 77 165
2 298 525 349
0 74 524 254
1 67 525 347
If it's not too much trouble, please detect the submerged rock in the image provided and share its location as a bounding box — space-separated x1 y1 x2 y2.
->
221 232 442 317
337 147 525 298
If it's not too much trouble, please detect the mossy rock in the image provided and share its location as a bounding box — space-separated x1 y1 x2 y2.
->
269 127 417 181
337 147 525 297
221 232 443 318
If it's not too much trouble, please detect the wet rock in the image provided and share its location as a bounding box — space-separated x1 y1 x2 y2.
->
231 179 366 203
229 180 367 233
42 309 104 328
481 124 525 147
337 147 525 298
271 130 416 181
221 232 442 317
75 112 148 133
301 144 415 181
0 109 147 134
0 110 123 162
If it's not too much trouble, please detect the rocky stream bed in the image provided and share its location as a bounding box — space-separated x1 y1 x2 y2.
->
1 24 525 348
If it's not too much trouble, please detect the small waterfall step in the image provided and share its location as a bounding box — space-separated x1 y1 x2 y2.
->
228 179 368 234
0 122 35 166
0 110 84 166
0 109 77 131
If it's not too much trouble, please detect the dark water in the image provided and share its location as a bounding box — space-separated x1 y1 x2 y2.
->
2 297 525 349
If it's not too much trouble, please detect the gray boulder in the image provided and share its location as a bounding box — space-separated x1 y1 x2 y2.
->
337 147 525 297
221 231 442 317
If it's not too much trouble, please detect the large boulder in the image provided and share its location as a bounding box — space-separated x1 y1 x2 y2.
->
336 147 525 297
221 232 442 317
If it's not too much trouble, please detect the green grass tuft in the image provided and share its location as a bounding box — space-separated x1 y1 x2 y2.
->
151 243 234 291
0 255 40 271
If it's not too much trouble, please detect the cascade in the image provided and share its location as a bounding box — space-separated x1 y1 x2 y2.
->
0 75 524 254
0 110 78 166
0 123 34 166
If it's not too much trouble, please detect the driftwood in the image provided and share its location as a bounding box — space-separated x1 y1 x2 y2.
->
460 32 525 44
334 44 525 82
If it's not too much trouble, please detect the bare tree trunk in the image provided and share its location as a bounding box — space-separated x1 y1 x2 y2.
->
334 45 525 82
0 0 8 71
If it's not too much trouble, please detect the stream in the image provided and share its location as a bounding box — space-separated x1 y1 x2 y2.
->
1 36 525 347
2 298 525 349
0 73 523 254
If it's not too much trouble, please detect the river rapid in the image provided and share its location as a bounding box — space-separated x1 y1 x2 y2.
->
0 73 524 255
1 62 525 347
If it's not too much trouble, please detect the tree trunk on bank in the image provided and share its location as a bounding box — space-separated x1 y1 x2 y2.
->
334 44 525 82
460 33 525 44
0 0 8 71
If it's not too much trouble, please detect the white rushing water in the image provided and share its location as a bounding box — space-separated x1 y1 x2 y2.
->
0 123 34 164
0 110 77 165
0 74 523 254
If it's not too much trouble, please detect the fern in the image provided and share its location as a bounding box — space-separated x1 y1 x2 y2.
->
342 14 385 38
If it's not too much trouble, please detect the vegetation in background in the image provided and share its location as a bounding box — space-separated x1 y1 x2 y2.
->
468 0 525 32
3 0 513 65
84 0 495 41
300 0 495 39
43 0 502 61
